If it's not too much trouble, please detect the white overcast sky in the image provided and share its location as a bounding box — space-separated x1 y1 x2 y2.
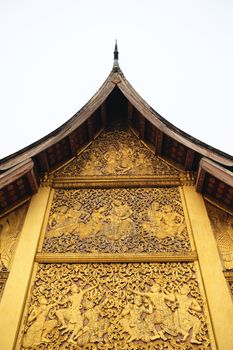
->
0 0 233 159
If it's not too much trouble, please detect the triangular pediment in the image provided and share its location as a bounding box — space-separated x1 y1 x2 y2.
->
54 128 179 178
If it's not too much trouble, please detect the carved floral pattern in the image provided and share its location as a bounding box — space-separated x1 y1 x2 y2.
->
20 262 212 349
54 129 179 177
42 188 191 253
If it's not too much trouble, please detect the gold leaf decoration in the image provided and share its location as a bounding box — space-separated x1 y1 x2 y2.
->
20 262 212 349
42 188 191 253
54 129 179 177
205 202 233 270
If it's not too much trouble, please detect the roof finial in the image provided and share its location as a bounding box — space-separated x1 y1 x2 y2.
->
113 39 119 71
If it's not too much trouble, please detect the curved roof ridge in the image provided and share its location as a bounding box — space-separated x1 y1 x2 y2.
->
0 52 232 170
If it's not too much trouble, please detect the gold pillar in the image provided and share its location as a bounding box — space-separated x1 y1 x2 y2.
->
183 186 233 350
0 187 51 350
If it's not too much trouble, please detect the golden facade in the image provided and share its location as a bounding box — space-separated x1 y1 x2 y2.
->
0 128 232 350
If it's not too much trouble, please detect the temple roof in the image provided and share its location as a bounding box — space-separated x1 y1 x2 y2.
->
0 44 232 216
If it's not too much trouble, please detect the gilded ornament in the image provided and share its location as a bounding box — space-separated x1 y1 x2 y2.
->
0 204 27 271
206 202 233 270
20 262 212 349
54 129 179 178
42 188 191 253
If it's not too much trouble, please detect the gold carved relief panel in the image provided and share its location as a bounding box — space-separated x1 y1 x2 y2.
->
18 262 214 349
54 129 179 178
42 187 191 254
205 202 233 270
0 204 28 272
0 203 28 301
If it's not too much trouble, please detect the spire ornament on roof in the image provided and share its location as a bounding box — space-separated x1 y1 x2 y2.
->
113 40 120 71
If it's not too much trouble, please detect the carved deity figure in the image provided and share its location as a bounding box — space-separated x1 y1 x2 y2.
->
103 145 120 174
118 146 134 173
106 200 134 240
173 286 202 344
78 298 109 344
208 207 233 270
23 296 57 348
0 211 21 270
159 205 185 239
142 203 185 239
46 204 82 239
142 202 164 236
134 153 154 175
80 153 102 176
55 284 96 344
120 295 153 343
79 206 106 239
131 283 176 340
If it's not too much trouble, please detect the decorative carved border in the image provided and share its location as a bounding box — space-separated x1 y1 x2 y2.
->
52 176 181 189
35 251 198 263
41 174 196 189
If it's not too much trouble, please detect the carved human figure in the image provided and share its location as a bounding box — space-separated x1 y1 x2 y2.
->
119 146 134 173
23 296 57 348
0 211 20 270
106 200 134 240
158 205 185 239
131 283 176 340
78 298 109 344
47 204 82 239
209 210 233 269
134 153 153 175
56 284 97 344
103 145 119 174
120 294 153 343
173 286 202 344
142 202 164 236
79 206 106 239
80 153 102 175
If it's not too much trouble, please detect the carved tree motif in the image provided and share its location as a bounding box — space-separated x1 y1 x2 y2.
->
42 188 191 253
20 262 212 349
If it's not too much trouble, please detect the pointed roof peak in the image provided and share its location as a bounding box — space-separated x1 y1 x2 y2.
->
113 39 120 71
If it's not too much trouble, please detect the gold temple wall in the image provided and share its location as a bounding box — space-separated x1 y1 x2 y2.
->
14 185 219 350
0 129 232 349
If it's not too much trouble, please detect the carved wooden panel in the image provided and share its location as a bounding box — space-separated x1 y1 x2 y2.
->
42 188 191 254
0 177 31 213
18 262 213 349
162 135 187 166
54 129 179 178
204 176 233 209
